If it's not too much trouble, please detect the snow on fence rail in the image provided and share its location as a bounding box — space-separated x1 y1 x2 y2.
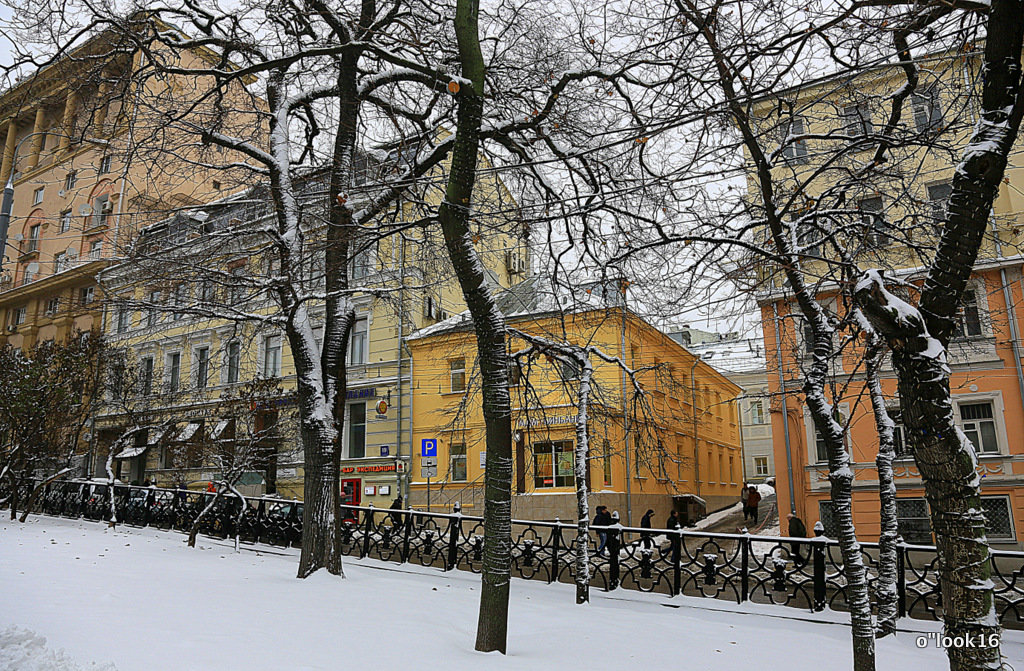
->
5 478 1024 629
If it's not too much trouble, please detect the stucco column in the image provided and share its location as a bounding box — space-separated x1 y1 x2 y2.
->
0 118 17 183
59 92 78 152
26 107 45 170
94 71 114 132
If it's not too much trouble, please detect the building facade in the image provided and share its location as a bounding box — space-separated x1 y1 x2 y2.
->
407 276 743 525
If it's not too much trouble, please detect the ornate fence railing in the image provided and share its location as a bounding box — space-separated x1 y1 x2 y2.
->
5 478 1023 629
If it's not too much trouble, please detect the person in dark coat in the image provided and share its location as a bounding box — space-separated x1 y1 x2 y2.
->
665 509 681 530
389 496 404 528
787 513 807 566
640 509 655 550
746 486 762 524
593 506 612 556
740 484 750 521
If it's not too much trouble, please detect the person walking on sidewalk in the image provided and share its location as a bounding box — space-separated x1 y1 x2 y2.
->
746 486 762 524
787 513 807 566
593 506 612 557
640 509 655 550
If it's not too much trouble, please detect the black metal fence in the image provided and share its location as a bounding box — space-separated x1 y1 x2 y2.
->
6 478 1024 629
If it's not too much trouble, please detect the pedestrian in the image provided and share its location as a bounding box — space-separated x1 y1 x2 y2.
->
746 485 762 524
813 520 826 537
639 509 655 550
593 505 612 557
740 483 750 520
389 495 404 528
665 509 680 530
787 512 807 566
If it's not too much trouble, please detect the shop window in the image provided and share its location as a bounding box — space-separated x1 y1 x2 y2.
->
450 358 466 393
348 403 366 459
533 440 574 488
450 443 467 482
959 401 999 453
896 498 932 544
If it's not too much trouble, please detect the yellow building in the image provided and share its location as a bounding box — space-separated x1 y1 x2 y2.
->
407 276 743 524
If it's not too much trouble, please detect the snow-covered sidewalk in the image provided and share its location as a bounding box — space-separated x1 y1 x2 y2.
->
1 515 1021 670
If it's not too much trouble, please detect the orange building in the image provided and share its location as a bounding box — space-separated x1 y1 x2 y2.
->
406 276 743 525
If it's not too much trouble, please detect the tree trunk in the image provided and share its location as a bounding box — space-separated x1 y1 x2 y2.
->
573 355 593 605
188 490 222 548
18 468 72 523
864 333 899 637
856 5 1023 667
296 422 344 578
441 0 513 654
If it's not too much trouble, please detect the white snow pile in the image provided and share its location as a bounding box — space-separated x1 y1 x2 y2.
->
691 501 743 530
2 515 1022 671
0 627 116 671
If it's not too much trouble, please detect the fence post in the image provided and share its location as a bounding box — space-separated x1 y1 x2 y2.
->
672 525 682 596
361 504 374 559
740 533 750 603
812 538 826 612
549 520 561 584
897 542 907 618
446 503 461 571
608 526 620 590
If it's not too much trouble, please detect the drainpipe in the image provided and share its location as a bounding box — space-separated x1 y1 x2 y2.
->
772 302 797 515
992 221 1024 417
395 236 405 502
690 356 700 500
619 286 632 526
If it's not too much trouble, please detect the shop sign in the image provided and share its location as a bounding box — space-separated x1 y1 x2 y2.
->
347 388 377 400
341 463 397 474
515 414 578 428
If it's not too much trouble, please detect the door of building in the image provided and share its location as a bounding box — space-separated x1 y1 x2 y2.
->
341 478 361 523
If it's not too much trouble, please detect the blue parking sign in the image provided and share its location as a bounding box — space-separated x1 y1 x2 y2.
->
421 438 437 457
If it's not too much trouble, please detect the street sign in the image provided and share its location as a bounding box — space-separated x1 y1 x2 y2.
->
421 456 437 467
421 438 437 457
421 465 437 478
379 445 390 457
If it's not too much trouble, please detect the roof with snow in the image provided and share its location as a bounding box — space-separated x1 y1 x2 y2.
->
686 338 767 375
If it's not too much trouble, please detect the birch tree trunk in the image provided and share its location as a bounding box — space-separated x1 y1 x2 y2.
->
864 332 899 638
573 355 593 605
857 4 1023 667
440 0 514 653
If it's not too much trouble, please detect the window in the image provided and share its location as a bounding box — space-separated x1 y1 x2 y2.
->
953 288 983 338
602 438 612 487
199 281 215 303
450 358 466 392
26 224 40 253
59 209 72 233
351 242 374 280
981 497 1015 541
171 284 186 321
959 401 999 454
890 407 910 459
858 196 886 247
559 358 580 382
64 171 77 191
44 297 60 315
533 440 574 488
781 116 808 162
450 443 467 482
140 356 154 396
166 352 181 392
195 347 210 389
842 104 872 137
263 335 282 378
89 240 103 260
927 182 952 222
348 403 366 458
230 265 246 304
10 306 26 326
116 308 130 333
79 286 95 305
793 214 820 258
508 359 522 386
754 456 769 477
145 290 161 327
32 187 44 205
748 399 766 424
896 498 933 544
911 91 943 133
226 341 241 384
92 195 111 228
99 155 112 174
349 318 367 364
53 252 67 273
812 410 847 463
818 501 838 537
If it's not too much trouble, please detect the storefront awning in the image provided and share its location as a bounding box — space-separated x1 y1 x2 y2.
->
210 419 232 440
174 421 201 442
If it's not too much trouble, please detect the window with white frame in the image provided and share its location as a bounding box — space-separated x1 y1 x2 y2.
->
958 400 999 454
64 171 77 191
450 358 466 393
195 347 210 389
450 443 467 482
145 290 161 327
98 155 112 174
32 186 44 205
44 297 60 315
348 403 366 458
89 240 103 260
953 286 984 339
842 104 872 137
349 318 367 365
911 91 943 133
926 181 952 222
811 408 847 463
780 116 808 162
889 406 911 459
140 356 154 396
59 209 72 233
350 242 374 280
226 341 241 384
116 308 130 333
26 224 40 253
754 456 769 477
858 196 886 247
748 399 766 424
263 335 282 378
166 352 181 392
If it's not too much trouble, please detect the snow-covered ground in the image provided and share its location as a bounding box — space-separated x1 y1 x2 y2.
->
2 515 1021 671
